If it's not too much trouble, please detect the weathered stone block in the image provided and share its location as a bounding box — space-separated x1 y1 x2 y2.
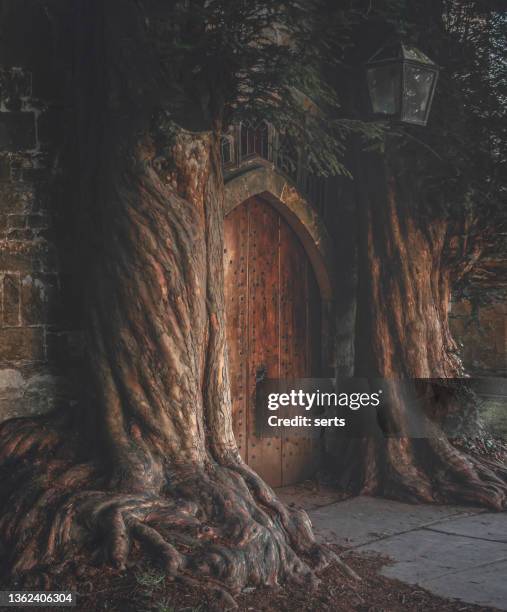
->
0 185 35 213
6 214 26 229
35 243 59 274
0 68 31 110
34 227 55 242
0 398 26 421
0 156 11 181
7 228 35 241
2 274 20 326
0 368 24 398
21 167 47 183
0 247 35 273
21 273 58 325
0 238 57 274
0 327 45 362
9 161 24 182
23 372 67 413
0 112 36 152
0 366 73 422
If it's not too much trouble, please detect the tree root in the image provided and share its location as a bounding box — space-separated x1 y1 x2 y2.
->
335 435 507 511
0 415 356 605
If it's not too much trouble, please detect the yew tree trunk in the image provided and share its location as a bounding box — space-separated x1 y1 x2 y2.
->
335 154 507 509
0 1 342 603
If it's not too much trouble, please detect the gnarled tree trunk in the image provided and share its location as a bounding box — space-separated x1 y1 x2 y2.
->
334 154 507 509
0 1 344 605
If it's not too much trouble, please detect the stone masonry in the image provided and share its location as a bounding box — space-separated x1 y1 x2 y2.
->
0 1 81 423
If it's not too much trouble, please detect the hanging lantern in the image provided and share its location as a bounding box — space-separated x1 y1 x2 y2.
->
365 42 440 126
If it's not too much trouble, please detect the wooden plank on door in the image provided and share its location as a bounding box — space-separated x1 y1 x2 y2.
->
224 203 249 460
279 220 314 486
307 263 322 377
247 197 282 487
306 260 323 477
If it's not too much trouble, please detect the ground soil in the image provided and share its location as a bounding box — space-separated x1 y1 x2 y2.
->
453 436 507 465
1 544 497 612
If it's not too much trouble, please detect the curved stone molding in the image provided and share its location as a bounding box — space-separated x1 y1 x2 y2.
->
224 164 335 301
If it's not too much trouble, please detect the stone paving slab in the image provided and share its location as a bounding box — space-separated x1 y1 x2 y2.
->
308 495 481 547
304 495 507 610
356 529 506 582
420 559 507 610
424 513 507 543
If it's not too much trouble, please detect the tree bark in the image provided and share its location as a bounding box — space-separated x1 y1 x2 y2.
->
0 1 346 604
333 153 507 509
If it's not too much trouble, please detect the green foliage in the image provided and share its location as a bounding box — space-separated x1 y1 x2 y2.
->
145 0 385 177
154 601 176 612
134 568 166 588
368 1 505 301
153 598 180 612
142 0 505 288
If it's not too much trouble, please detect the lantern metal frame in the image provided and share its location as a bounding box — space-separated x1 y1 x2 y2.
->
365 42 440 126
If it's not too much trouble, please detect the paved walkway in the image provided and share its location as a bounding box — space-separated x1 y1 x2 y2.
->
278 487 507 610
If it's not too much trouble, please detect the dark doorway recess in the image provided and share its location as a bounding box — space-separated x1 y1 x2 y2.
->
224 195 321 487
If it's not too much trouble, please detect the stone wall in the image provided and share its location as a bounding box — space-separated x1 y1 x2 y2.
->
450 299 506 377
0 1 81 422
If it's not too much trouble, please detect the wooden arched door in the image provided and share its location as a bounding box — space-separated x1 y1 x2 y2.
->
224 195 321 487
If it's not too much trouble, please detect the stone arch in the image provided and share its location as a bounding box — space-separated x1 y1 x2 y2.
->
224 165 335 301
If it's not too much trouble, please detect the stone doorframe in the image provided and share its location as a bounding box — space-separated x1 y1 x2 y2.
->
224 164 336 374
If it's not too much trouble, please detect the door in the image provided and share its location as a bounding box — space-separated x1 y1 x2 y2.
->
224 195 321 487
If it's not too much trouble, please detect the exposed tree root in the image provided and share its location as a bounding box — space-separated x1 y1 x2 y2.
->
0 414 354 607
334 434 507 511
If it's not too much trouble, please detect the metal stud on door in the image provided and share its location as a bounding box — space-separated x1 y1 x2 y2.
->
224 196 321 487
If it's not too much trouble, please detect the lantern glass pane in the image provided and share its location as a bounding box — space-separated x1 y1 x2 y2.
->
366 63 401 116
402 65 435 123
